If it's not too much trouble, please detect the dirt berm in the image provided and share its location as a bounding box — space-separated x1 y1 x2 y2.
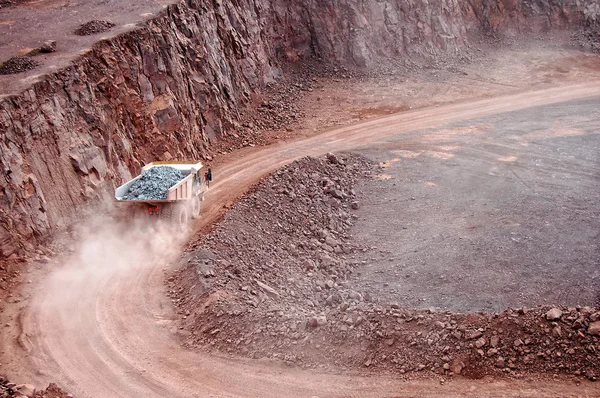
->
171 154 600 379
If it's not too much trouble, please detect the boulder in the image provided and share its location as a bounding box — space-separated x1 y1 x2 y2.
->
545 308 563 321
588 321 600 336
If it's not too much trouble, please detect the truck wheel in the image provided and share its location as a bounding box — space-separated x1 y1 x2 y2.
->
160 203 189 231
190 196 201 219
162 203 189 231
174 204 189 231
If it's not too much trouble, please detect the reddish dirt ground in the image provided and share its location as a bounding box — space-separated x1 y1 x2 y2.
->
1 7 600 394
0 0 173 98
1 81 600 397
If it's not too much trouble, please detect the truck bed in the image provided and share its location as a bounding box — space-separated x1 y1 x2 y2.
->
115 161 203 203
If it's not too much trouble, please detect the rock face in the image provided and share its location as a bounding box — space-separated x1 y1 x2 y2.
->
0 0 597 257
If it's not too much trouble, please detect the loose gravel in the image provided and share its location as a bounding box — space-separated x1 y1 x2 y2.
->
74 20 115 36
170 153 600 380
0 56 39 75
123 166 183 201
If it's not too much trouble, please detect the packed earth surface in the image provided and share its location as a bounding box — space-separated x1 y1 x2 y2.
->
1 0 600 397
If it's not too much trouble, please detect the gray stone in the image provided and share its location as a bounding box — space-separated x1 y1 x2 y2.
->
495 357 505 368
324 236 339 247
450 360 465 375
490 335 500 348
40 40 57 53
465 330 483 340
545 308 563 321
123 166 184 201
326 152 339 164
552 326 562 338
330 189 344 199
15 384 35 396
255 280 279 298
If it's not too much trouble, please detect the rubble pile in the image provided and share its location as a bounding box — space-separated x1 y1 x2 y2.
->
0 56 39 75
573 27 600 53
0 0 27 9
123 166 183 201
0 375 71 398
212 62 366 155
74 20 115 36
171 153 600 379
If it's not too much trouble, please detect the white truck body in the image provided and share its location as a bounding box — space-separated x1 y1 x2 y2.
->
115 161 205 203
115 161 211 229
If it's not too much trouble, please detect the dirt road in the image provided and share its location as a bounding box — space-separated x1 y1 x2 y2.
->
3 82 600 397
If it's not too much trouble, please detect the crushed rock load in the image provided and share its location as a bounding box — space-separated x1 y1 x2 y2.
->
170 153 600 379
0 375 71 397
123 166 183 201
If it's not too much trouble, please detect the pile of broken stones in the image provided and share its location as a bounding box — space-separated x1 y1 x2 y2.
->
169 153 600 379
0 375 71 398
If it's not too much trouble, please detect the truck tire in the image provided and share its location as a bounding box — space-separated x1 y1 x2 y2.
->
161 203 189 232
190 196 201 219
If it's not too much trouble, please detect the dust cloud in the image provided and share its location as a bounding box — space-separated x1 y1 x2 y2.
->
42 207 186 309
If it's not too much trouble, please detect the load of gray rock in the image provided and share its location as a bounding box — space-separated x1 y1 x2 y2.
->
123 166 183 200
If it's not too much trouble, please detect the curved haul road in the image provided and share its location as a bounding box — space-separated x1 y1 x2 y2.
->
3 82 600 397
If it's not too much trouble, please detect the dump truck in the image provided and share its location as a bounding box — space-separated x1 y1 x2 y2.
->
114 161 212 230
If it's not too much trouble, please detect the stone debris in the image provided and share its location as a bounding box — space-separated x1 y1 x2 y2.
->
0 0 27 9
0 375 71 397
545 308 563 321
572 27 600 53
40 40 57 53
0 56 39 75
167 153 600 378
74 20 115 36
123 166 183 201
